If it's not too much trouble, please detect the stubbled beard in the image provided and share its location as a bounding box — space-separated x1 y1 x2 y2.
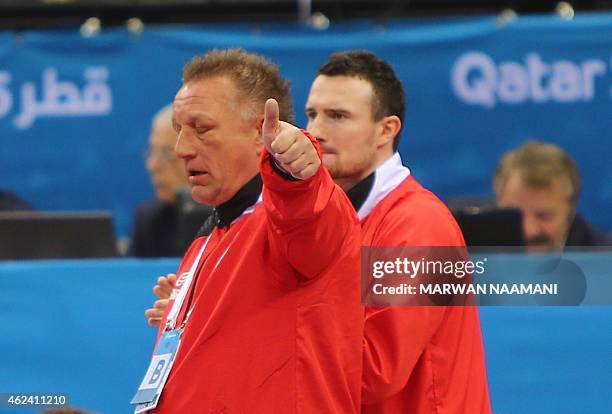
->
325 149 377 182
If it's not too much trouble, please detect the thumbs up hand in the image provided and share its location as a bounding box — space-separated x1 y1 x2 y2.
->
262 98 321 180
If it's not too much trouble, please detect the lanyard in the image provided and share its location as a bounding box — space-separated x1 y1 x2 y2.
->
164 195 262 331
165 235 212 330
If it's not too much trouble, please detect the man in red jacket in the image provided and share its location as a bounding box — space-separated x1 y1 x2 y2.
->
308 50 492 414
134 48 363 413
148 50 492 413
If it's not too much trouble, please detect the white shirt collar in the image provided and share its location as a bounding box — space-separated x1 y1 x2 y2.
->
357 152 411 220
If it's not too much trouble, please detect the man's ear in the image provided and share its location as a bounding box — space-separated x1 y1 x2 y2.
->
377 115 401 149
254 116 265 156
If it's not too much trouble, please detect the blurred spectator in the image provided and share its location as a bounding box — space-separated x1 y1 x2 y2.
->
0 188 32 211
494 140 611 251
127 105 212 257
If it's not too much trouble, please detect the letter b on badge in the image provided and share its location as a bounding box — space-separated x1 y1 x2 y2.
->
149 359 166 385
140 354 172 390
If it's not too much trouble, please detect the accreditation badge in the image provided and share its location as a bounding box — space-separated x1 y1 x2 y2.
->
131 329 182 413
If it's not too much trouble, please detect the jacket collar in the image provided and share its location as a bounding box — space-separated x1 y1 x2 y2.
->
355 153 411 220
197 173 262 236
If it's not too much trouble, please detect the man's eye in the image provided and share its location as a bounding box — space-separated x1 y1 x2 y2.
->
306 111 316 120
536 213 555 221
194 124 210 134
331 112 345 120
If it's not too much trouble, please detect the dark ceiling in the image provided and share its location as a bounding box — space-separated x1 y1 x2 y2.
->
0 0 610 29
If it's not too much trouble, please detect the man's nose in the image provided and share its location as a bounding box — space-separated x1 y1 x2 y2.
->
522 214 543 240
307 119 325 142
175 129 196 160
146 155 157 172
146 150 162 172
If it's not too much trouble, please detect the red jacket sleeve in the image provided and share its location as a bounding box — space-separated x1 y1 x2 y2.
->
260 130 360 280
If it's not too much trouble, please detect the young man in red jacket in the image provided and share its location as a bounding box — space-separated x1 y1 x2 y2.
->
148 50 492 414
307 50 492 414
134 48 363 413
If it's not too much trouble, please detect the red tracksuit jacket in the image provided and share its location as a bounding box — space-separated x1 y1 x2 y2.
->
151 144 363 413
359 169 492 414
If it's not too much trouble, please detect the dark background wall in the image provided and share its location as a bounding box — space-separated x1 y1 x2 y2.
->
1 0 611 29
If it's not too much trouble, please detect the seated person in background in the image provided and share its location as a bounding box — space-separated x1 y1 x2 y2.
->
494 140 611 252
128 105 212 257
0 188 32 211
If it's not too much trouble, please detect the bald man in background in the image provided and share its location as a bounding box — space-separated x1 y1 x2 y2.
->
128 105 211 257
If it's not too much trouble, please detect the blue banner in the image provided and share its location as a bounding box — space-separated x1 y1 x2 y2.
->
1 13 611 237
